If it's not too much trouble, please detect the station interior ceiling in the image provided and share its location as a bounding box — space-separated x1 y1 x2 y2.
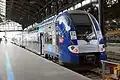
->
0 0 120 29
6 0 85 29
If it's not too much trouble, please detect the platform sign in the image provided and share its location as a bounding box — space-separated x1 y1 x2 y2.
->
70 31 77 40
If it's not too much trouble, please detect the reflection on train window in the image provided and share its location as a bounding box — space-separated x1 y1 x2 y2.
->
45 32 52 44
28 27 37 33
70 14 97 40
36 27 39 31
70 14 91 25
75 25 92 39
90 14 100 31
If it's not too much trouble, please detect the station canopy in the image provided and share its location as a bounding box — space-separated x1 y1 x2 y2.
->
6 0 85 29
4 0 120 29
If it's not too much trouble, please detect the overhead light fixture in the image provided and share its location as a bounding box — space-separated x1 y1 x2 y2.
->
20 17 23 20
30 1 36 4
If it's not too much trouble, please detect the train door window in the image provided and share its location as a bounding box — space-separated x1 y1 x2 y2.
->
45 33 48 43
45 32 52 44
52 31 56 45
36 27 39 31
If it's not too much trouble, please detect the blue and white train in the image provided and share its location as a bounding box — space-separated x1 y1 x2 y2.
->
13 10 106 65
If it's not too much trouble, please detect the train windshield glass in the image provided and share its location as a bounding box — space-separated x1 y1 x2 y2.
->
70 14 96 40
70 14 91 25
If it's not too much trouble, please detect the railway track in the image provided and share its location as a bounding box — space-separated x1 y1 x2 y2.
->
107 52 120 63
66 66 102 80
107 58 120 64
80 70 102 80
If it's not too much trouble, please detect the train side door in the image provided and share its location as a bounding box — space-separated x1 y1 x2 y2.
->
39 33 44 55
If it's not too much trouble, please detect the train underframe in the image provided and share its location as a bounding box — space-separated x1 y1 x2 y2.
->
44 52 103 67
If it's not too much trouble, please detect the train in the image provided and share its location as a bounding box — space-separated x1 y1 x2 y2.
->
12 10 106 66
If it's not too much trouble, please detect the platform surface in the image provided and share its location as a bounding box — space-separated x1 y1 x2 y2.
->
107 43 120 54
0 42 90 80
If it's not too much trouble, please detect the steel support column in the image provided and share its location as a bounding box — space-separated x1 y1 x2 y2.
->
99 0 106 45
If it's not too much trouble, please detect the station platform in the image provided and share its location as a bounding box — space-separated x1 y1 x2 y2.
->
0 42 90 80
107 43 120 54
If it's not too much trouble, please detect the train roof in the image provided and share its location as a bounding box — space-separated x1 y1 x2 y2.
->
37 16 56 27
67 10 88 14
37 10 89 28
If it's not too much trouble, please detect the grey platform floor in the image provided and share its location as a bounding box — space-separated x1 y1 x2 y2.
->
0 42 90 80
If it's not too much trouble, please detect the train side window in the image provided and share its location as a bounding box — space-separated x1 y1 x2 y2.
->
45 33 48 43
44 32 52 44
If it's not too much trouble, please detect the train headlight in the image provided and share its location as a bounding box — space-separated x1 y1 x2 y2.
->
99 44 105 52
68 45 79 54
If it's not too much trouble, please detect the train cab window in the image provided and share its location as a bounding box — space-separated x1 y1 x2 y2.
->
70 13 96 40
70 13 91 25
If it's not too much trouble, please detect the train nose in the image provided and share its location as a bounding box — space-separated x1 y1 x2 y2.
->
85 55 96 62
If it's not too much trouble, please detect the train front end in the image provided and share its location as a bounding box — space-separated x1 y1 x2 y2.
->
56 10 106 65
